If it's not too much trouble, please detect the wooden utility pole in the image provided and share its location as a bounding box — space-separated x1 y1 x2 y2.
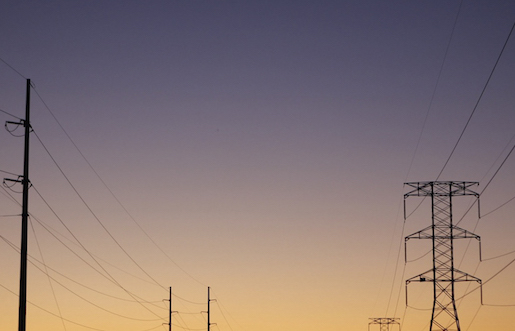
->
19 78 31 331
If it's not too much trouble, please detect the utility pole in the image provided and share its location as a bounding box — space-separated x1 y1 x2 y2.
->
203 286 216 331
208 286 210 331
3 79 32 331
368 318 400 331
169 287 172 331
164 287 177 331
404 181 482 331
18 78 31 331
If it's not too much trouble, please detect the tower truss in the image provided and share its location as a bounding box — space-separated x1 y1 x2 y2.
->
368 318 400 331
404 181 482 331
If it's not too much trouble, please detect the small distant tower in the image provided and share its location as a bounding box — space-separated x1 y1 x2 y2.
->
368 317 400 331
404 181 482 331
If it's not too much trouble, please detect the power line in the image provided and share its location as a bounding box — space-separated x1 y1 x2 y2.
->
28 186 167 319
213 299 235 331
0 107 22 119
29 217 68 331
479 131 515 183
384 211 406 317
383 1 465 319
32 129 167 291
30 87 208 330
482 195 515 218
457 257 515 301
464 305 482 331
35 267 165 322
1 234 166 322
399 18 515 329
0 182 21 207
449 135 515 295
1 228 165 305
470 132 515 218
211 289 243 331
435 20 515 180
1 169 20 177
481 143 515 194
405 0 464 181
392 262 407 317
453 141 515 228
482 249 515 261
0 55 27 80
0 283 105 331
391 13 515 328
30 185 169 309
173 295 205 305
32 87 208 288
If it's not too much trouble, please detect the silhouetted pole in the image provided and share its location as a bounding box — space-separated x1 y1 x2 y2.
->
207 287 210 331
19 78 31 331
205 286 216 330
169 287 172 331
202 287 215 330
164 286 177 331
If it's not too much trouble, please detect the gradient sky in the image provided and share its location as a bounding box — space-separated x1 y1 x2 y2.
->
1 1 515 330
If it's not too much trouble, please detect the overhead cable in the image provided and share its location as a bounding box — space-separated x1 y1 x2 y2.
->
33 87 208 288
436 20 515 180
0 107 22 119
0 283 105 331
29 217 68 331
0 55 27 79
30 185 166 317
32 129 166 292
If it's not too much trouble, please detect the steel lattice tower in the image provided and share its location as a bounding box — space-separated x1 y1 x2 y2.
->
368 318 400 331
404 181 482 331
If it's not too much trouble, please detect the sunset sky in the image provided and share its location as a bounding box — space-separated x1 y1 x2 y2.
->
1 1 515 330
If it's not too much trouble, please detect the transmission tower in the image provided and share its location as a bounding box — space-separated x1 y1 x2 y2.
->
368 318 400 331
404 181 482 331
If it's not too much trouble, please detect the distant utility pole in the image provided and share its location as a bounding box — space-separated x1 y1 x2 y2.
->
404 181 482 331
164 287 177 331
169 287 171 331
368 318 400 331
3 79 32 331
208 286 211 331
